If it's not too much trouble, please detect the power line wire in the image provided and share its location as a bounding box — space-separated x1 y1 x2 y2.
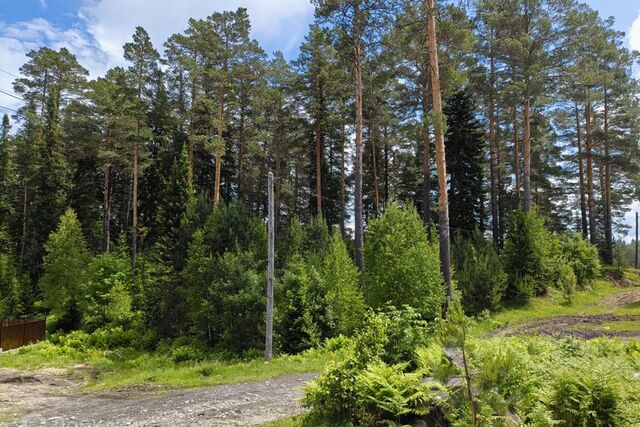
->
0 88 23 101
0 104 18 113
0 68 20 79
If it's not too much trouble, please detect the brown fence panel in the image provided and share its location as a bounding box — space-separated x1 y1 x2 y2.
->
0 319 46 351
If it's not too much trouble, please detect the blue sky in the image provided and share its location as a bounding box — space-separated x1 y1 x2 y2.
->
1 0 639 238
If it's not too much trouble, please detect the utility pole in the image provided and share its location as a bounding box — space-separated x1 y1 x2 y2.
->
265 172 274 361
635 211 638 270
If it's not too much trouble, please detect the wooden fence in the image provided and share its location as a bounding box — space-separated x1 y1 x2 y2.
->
0 318 46 351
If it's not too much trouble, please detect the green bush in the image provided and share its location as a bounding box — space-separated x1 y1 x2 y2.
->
453 230 507 315
502 210 552 302
0 252 23 318
547 257 577 304
303 307 431 423
40 209 91 322
560 232 601 288
321 232 365 335
364 203 444 319
277 257 329 354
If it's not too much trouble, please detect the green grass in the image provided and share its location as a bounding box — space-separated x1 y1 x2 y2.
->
473 275 640 336
0 411 21 424
0 343 340 391
601 320 640 332
87 347 338 391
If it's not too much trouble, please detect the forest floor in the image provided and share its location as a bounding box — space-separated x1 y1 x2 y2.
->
0 368 314 426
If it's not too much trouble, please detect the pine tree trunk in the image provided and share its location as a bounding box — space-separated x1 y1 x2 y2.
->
427 0 452 297
371 117 380 215
340 111 347 237
523 97 531 213
383 126 389 207
315 76 323 217
575 101 588 239
603 88 612 263
214 54 228 208
488 46 499 247
584 101 596 245
132 141 138 269
421 79 432 239
353 8 365 272
238 103 245 198
103 159 111 253
513 106 521 207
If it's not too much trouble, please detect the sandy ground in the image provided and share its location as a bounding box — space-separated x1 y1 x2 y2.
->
0 369 314 426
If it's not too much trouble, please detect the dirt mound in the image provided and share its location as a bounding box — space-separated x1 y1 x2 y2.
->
601 288 640 308
487 314 640 340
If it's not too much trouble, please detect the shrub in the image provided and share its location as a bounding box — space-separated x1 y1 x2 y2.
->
560 232 600 288
502 210 551 302
321 232 365 335
547 257 577 304
364 203 444 319
277 257 330 354
303 307 431 423
40 209 91 319
0 252 22 318
82 244 135 330
453 230 507 315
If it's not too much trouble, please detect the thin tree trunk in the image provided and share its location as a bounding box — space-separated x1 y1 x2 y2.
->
353 8 365 272
488 43 499 247
132 141 138 268
214 53 228 208
340 110 347 237
603 88 612 263
427 0 452 297
421 79 432 239
523 97 531 213
315 77 323 217
575 101 588 238
585 101 596 245
103 159 111 252
383 125 389 207
371 118 380 215
20 179 28 263
513 106 521 207
238 102 245 198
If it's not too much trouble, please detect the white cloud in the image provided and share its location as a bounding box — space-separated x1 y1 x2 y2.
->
0 18 113 113
629 9 640 52
79 0 314 65
0 1 313 115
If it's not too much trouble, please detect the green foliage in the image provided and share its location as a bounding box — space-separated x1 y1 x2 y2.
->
364 203 444 319
277 257 328 354
453 231 507 315
40 209 90 322
82 243 136 330
444 91 486 235
0 253 23 317
560 232 601 288
321 232 365 335
304 307 431 423
502 210 552 303
547 257 577 304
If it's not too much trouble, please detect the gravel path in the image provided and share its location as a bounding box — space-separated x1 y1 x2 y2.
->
1 368 314 426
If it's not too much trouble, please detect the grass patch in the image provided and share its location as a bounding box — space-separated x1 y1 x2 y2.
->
0 411 21 424
264 414 347 427
601 320 640 332
0 342 340 391
87 347 338 391
473 275 639 336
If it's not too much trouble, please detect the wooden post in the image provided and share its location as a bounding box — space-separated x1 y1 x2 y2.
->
635 211 638 270
265 172 274 361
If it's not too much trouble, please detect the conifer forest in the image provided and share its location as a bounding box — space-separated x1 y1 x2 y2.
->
0 0 640 426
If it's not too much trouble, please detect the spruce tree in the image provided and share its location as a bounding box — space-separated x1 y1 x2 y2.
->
444 90 486 236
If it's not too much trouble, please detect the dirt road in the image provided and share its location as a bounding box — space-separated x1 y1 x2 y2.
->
0 368 314 426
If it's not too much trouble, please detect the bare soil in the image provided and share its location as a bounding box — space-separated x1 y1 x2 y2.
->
487 313 640 340
0 368 314 426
